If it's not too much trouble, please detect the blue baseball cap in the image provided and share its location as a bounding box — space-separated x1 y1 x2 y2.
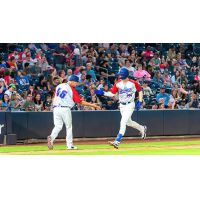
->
14 48 20 52
0 64 7 68
69 75 79 82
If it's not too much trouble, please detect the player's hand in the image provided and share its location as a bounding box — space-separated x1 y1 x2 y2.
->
94 89 104 96
136 101 142 111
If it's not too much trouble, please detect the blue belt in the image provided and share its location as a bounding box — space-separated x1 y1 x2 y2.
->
54 106 69 108
120 102 131 105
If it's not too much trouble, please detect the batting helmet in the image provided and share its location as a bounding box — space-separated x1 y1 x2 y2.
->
117 68 129 80
69 75 79 82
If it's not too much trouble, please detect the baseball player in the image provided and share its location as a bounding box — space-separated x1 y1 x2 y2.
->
95 68 147 149
47 75 100 150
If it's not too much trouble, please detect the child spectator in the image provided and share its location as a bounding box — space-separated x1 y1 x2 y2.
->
1 94 11 111
142 80 153 95
11 93 22 111
44 94 52 111
27 84 38 101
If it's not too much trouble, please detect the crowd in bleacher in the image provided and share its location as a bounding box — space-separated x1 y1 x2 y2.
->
0 43 200 111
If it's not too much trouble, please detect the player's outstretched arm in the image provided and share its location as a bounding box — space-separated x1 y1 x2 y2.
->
94 90 115 97
136 90 143 111
79 101 100 109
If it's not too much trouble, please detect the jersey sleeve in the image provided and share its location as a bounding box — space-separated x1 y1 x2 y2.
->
110 82 119 94
129 80 142 92
70 86 82 103
8 53 12 61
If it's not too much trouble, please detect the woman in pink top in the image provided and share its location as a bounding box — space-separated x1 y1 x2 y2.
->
144 46 154 61
133 64 151 81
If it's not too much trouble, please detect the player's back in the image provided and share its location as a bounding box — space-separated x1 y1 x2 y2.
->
53 83 75 108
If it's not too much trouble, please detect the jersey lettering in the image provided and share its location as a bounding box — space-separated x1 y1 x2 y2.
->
119 87 132 94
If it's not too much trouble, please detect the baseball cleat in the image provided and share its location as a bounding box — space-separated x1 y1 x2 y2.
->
67 146 77 150
108 141 119 149
141 126 147 140
47 136 53 150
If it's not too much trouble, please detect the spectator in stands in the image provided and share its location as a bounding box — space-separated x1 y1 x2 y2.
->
106 98 116 110
0 78 7 99
150 102 158 110
187 80 198 92
53 43 68 71
58 70 67 82
119 45 129 58
133 64 151 81
97 78 105 90
90 95 101 106
0 63 6 78
171 70 181 85
35 49 43 61
40 43 50 51
27 84 38 101
44 94 52 111
142 80 153 95
188 92 198 109
180 69 188 84
82 51 96 64
22 93 37 111
156 85 170 106
167 60 175 73
18 46 30 61
153 44 162 57
159 57 168 73
21 91 27 103
151 52 160 67
177 53 187 68
122 60 136 76
23 63 31 76
84 106 91 110
34 94 44 111
158 103 165 109
4 68 14 85
128 53 137 67
11 93 22 111
161 69 171 86
99 60 116 84
167 45 176 60
180 82 189 100
185 45 196 60
106 43 119 59
96 52 105 66
8 48 19 61
35 75 47 90
75 74 87 90
28 43 37 50
8 56 18 73
118 53 126 67
178 99 188 109
16 70 29 85
39 55 50 76
146 64 155 78
50 77 60 88
167 99 178 109
77 95 86 110
47 69 57 89
191 57 199 72
70 48 83 75
88 46 98 58
1 94 11 111
66 69 72 80
22 53 35 68
85 75 95 89
86 63 96 80
194 70 200 81
144 46 154 61
30 59 42 76
47 85 56 98
170 89 181 102
86 55 94 65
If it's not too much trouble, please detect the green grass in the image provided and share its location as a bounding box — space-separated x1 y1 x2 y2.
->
0 140 200 154
23 148 200 155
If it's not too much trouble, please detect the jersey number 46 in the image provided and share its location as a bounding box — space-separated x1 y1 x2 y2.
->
56 88 67 99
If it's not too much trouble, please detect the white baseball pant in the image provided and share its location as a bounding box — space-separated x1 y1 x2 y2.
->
50 107 73 147
119 102 144 135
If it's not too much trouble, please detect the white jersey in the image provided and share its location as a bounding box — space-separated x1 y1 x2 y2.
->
53 83 82 108
110 79 141 103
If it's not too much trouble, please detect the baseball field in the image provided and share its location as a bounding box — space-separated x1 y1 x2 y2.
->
1 137 200 155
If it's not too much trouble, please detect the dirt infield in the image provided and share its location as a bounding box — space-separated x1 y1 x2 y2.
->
1 136 200 147
1 144 200 155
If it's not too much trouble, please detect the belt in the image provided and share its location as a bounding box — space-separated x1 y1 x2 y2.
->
120 102 131 105
54 106 70 108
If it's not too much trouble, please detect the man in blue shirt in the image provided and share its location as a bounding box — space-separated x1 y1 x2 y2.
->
106 98 117 110
16 70 29 85
188 92 198 108
75 74 87 90
156 85 170 106
86 63 97 81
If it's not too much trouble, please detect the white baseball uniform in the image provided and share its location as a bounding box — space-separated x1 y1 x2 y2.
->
109 79 144 136
50 83 82 147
